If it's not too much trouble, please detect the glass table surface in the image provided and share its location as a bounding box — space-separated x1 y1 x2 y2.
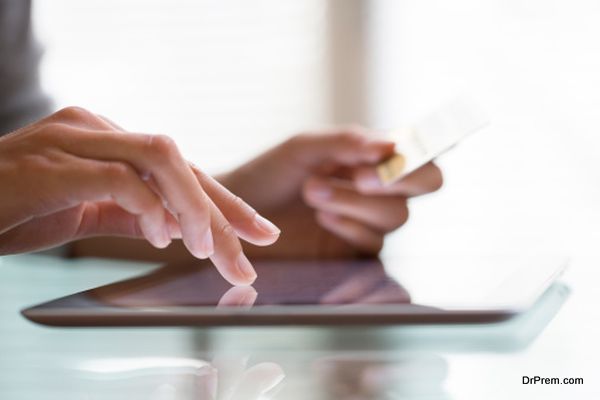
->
0 253 597 400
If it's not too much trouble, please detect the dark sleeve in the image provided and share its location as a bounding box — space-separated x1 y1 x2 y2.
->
0 0 52 136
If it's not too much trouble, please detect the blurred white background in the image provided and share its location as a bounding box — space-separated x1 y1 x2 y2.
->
33 0 600 259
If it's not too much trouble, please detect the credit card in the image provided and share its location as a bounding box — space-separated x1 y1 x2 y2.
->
377 98 490 185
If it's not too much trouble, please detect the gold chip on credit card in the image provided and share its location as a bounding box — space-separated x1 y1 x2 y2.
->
377 153 406 185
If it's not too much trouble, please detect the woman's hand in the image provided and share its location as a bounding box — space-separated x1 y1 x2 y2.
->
0 107 280 284
219 128 443 258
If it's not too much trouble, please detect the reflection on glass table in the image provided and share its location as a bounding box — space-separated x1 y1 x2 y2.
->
64 281 568 400
77 356 284 400
313 353 450 400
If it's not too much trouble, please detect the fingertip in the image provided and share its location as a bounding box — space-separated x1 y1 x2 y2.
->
253 214 281 236
236 252 257 284
186 228 214 259
335 128 368 144
196 228 215 258
223 276 256 286
399 161 444 195
243 231 280 247
232 214 281 247
215 263 257 287
153 233 172 249
201 228 215 255
167 219 182 239
147 236 170 249
139 215 172 249
251 232 281 247
427 162 444 190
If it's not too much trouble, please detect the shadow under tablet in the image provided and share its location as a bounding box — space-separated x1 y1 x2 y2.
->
21 257 566 327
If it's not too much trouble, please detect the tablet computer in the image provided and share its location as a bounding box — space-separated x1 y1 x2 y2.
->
21 252 567 327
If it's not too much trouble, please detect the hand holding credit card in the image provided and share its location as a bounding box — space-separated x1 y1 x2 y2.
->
377 98 490 185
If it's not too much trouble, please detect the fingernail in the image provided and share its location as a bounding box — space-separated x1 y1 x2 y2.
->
254 214 281 235
236 253 257 283
169 222 182 239
150 234 167 249
308 181 333 200
148 223 170 249
160 224 172 248
198 228 214 258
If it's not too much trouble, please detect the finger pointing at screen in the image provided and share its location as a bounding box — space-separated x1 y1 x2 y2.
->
0 107 280 285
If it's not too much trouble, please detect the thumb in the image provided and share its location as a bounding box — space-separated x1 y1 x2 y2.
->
287 128 395 168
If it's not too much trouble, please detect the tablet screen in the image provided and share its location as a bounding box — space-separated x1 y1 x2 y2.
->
33 253 565 312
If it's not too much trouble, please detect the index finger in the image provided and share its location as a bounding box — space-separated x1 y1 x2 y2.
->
352 162 443 197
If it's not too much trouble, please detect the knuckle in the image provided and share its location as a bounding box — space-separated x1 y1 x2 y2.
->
211 192 248 220
19 153 53 173
342 124 365 134
291 131 310 142
280 133 311 163
285 132 310 149
31 122 71 143
230 194 245 208
216 222 237 239
146 134 180 161
337 126 366 142
337 131 358 142
44 121 70 133
55 106 95 122
225 194 248 215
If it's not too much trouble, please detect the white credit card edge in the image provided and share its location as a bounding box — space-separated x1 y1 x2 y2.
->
379 97 491 184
